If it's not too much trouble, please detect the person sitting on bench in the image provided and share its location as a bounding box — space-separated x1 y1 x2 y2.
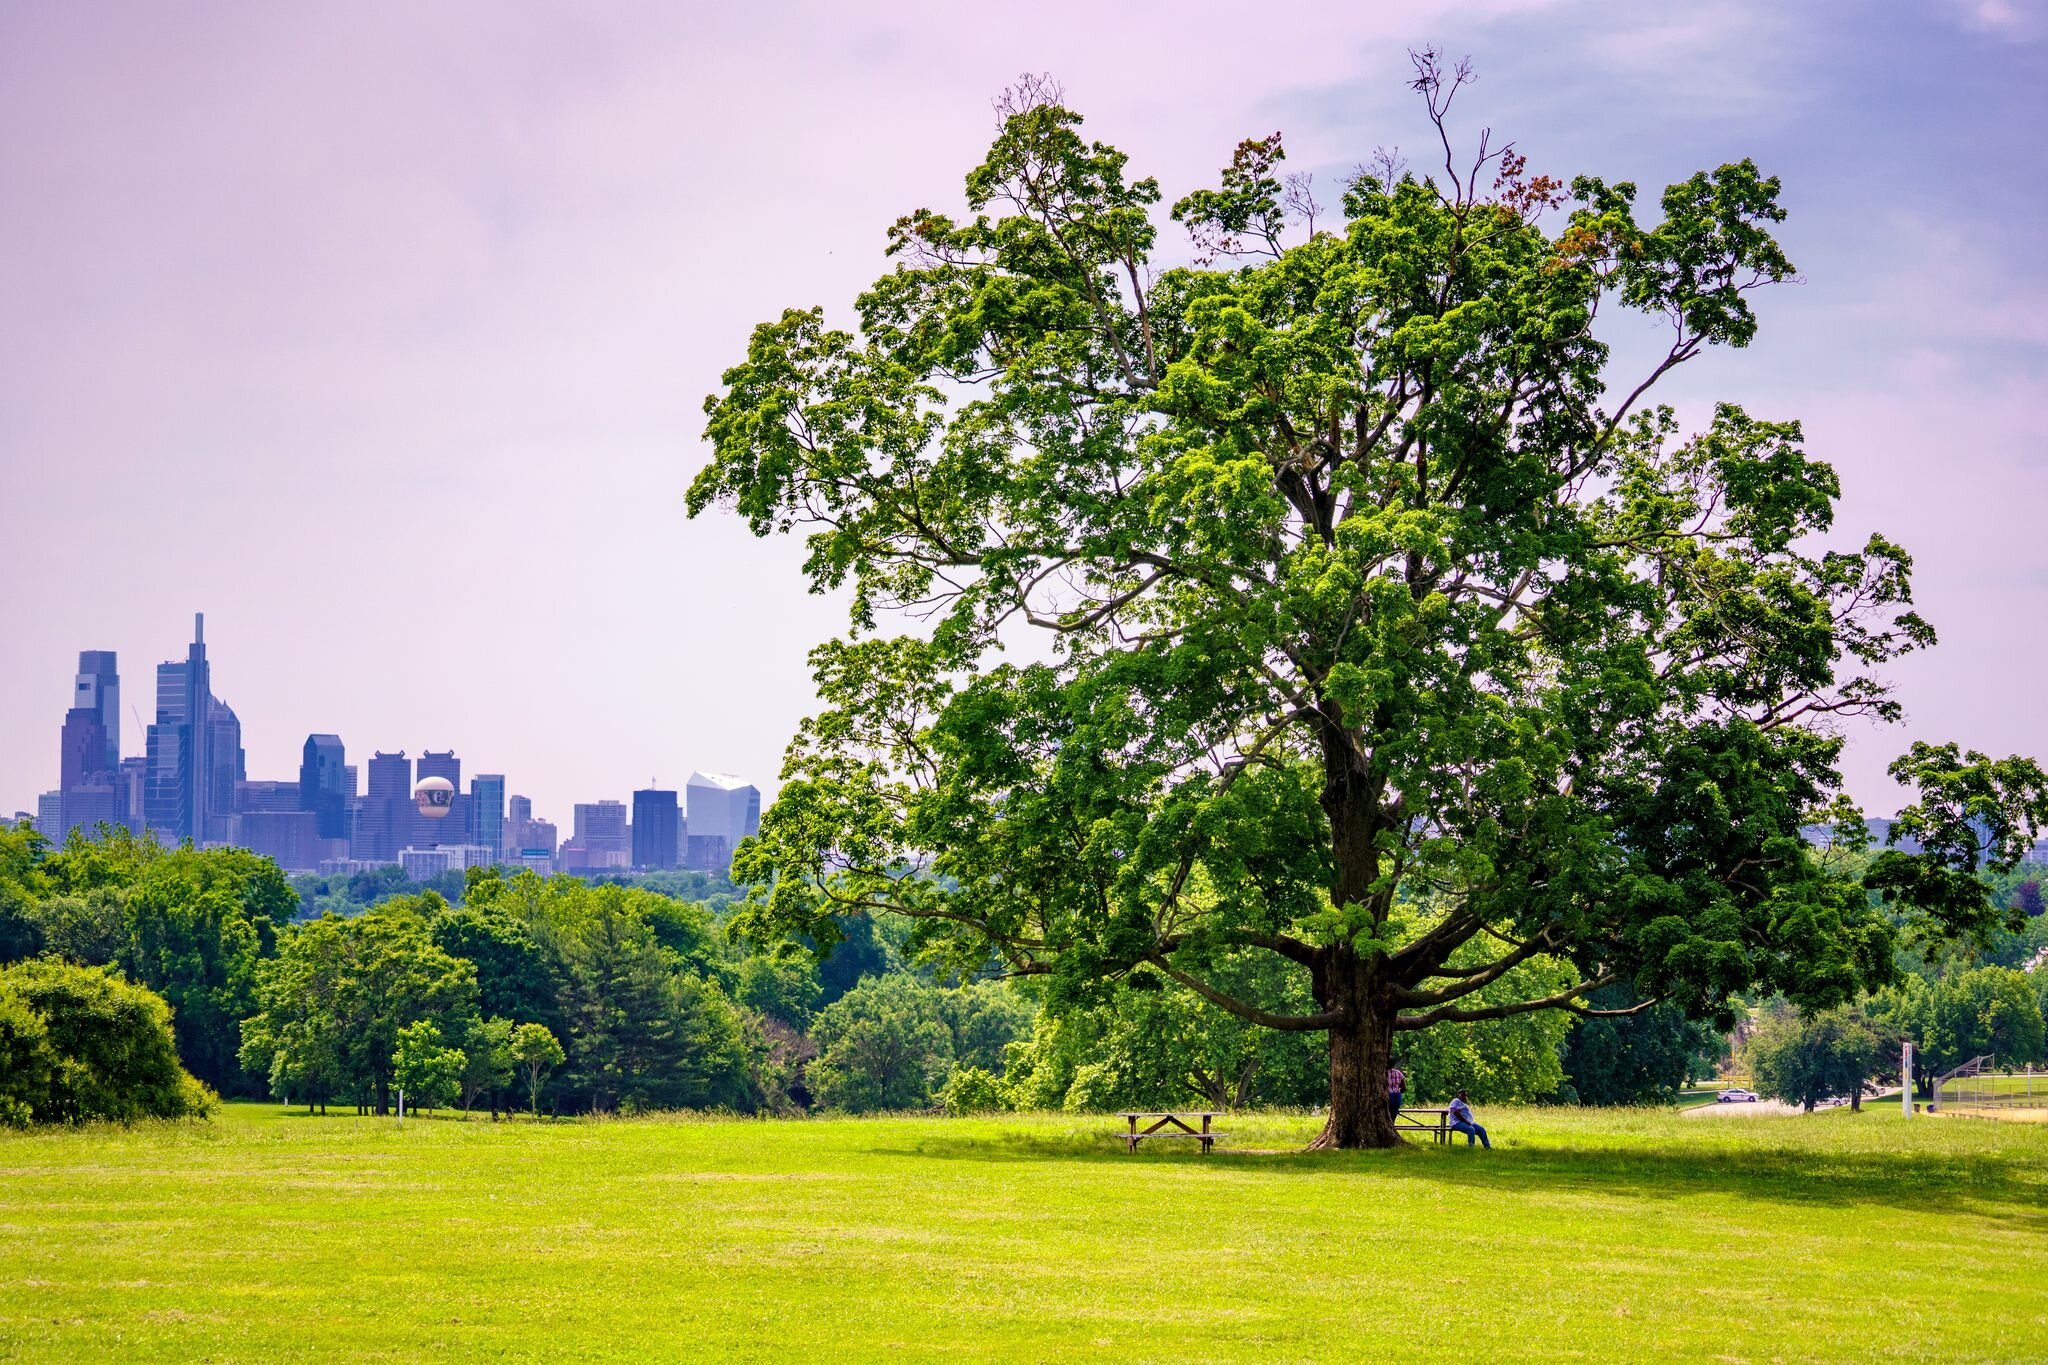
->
1447 1090 1490 1149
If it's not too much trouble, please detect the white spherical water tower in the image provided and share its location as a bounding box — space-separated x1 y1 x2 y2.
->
413 775 455 820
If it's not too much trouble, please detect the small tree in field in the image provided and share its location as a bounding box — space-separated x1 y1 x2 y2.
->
393 1021 464 1115
691 60 2048 1146
510 1023 564 1117
459 1017 517 1117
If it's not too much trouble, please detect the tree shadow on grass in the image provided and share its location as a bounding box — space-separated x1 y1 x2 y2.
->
867 1129 2048 1234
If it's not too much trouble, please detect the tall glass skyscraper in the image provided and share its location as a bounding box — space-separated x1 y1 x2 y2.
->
471 774 506 854
204 699 244 842
72 651 120 776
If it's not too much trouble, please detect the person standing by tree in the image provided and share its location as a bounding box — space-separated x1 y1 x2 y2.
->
1387 1063 1406 1122
1446 1090 1489 1149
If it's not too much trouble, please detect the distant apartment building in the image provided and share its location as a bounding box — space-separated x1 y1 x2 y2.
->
503 794 556 864
234 779 303 813
397 845 493 879
575 801 629 854
685 772 761 874
558 799 630 871
631 788 680 870
232 811 324 871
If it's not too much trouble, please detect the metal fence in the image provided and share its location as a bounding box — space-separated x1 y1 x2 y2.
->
1936 1065 2048 1111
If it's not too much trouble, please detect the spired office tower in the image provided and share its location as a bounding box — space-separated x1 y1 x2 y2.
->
144 614 214 844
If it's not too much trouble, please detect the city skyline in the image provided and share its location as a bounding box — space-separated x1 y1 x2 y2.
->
13 614 756 844
21 617 759 875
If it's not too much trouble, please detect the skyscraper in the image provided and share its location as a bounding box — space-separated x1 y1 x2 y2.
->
416 750 461 787
471 774 506 854
204 698 244 842
684 772 761 874
72 651 120 775
143 615 213 843
300 734 348 839
351 750 412 862
366 750 411 799
55 650 125 843
631 788 679 870
59 706 109 792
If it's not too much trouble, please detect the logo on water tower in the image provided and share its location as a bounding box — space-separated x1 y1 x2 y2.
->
413 776 456 819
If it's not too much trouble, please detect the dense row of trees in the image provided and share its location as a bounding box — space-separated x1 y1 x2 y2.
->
7 814 2042 1126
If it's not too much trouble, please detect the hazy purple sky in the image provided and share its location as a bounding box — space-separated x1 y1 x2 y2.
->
2 1 2042 825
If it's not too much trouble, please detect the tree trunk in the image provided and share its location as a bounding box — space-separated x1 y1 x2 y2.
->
1310 952 1401 1149
1310 728 1402 1149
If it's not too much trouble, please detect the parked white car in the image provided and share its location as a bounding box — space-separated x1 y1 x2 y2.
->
1716 1088 1760 1103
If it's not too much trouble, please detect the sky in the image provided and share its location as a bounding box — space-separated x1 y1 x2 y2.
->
1 0 2043 825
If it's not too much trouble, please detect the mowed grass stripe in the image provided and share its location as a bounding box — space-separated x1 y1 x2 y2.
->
1 1105 2044 1362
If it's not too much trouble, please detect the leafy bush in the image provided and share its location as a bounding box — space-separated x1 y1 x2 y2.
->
940 1066 1014 1115
0 959 213 1126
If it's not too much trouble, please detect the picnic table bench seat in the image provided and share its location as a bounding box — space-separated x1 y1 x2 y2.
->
1394 1107 1453 1144
1117 1111 1225 1153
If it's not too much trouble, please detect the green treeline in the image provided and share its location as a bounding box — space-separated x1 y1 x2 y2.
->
6 822 2042 1126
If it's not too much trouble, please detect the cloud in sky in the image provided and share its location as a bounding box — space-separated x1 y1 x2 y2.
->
0 0 2040 822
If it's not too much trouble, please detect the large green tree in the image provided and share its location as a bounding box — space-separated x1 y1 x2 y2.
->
690 63 2048 1146
1743 1002 1884 1112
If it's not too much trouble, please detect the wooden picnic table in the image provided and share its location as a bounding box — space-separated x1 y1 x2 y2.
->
1394 1107 1452 1144
1118 1111 1223 1154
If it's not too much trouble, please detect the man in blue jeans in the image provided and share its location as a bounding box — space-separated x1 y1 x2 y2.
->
1446 1090 1490 1148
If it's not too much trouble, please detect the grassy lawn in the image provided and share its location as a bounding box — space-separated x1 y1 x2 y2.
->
2 1103 2044 1362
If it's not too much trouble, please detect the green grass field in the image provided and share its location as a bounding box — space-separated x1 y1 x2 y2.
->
3 1103 2044 1362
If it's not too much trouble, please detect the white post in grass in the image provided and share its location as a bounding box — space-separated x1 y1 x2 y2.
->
397 1088 405 1128
1901 1042 1913 1117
